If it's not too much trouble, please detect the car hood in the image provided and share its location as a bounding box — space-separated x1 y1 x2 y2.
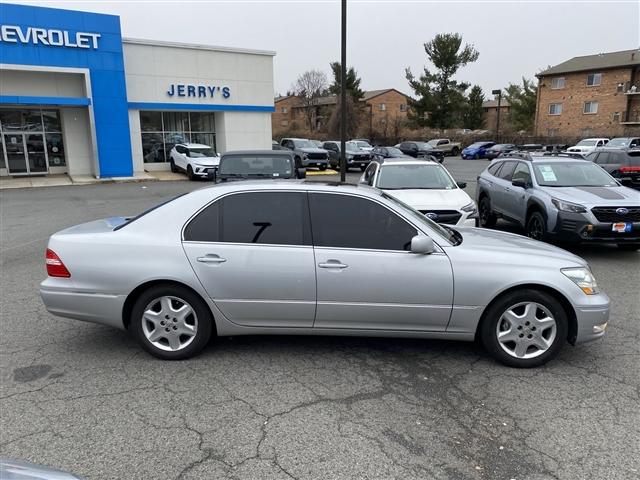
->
453 227 587 266
298 147 327 154
538 186 640 205
383 188 472 209
191 156 220 166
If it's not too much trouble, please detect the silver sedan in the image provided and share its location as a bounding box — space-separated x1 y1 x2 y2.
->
39 182 610 367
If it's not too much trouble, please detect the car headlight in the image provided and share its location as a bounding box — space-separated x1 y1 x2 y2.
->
461 201 477 215
562 267 599 295
551 198 587 213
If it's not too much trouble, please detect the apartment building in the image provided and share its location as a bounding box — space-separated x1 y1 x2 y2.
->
273 89 410 133
482 99 511 132
535 49 640 138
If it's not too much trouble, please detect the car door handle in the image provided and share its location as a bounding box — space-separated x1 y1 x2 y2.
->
318 260 348 269
197 254 227 264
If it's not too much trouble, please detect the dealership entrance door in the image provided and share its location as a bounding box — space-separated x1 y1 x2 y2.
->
3 133 48 175
0 108 67 177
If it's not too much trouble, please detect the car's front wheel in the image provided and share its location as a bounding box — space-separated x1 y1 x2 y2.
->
478 196 497 228
170 159 178 173
187 165 196 181
360 165 367 172
319 165 327 171
479 289 568 367
526 211 547 241
451 147 460 156
131 284 213 360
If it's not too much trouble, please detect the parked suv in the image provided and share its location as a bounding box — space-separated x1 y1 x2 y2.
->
216 150 306 182
587 148 640 190
280 138 329 170
476 153 640 249
323 140 372 171
169 143 220 180
566 138 609 155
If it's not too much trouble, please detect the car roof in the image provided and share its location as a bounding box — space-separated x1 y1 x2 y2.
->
221 149 294 157
498 153 590 163
378 158 438 165
580 138 609 141
194 180 382 198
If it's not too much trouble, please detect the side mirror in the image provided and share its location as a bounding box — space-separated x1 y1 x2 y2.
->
457 181 467 189
297 168 307 179
512 178 527 189
410 235 435 254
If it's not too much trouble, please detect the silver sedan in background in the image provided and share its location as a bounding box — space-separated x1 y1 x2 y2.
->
39 182 609 367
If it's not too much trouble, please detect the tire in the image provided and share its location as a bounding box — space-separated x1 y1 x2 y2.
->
319 165 327 171
526 211 547 241
473 153 479 160
170 159 178 173
478 196 497 228
187 165 196 181
360 165 367 172
451 147 460 156
479 289 568 368
617 243 640 251
130 284 213 360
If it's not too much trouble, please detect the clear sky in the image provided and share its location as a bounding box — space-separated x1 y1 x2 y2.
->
7 1 640 98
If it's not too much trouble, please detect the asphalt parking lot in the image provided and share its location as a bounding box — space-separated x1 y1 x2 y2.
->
1 157 638 480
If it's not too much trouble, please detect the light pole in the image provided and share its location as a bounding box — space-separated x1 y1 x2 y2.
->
340 0 347 182
492 88 502 142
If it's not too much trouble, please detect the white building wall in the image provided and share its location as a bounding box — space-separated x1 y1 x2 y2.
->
60 108 94 176
128 110 144 173
216 112 272 153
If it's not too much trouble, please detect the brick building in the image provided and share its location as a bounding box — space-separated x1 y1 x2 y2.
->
272 88 411 133
482 99 511 132
535 49 640 138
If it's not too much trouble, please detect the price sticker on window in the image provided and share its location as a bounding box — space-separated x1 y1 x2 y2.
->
539 165 557 182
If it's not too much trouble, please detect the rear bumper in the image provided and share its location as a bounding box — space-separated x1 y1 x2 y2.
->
40 279 126 330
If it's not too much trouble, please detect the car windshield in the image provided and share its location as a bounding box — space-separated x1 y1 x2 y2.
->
576 140 598 147
377 164 457 190
607 138 631 147
355 141 371 148
533 162 618 187
188 147 216 158
218 155 293 177
346 141 360 151
381 192 460 246
385 147 405 157
293 140 316 149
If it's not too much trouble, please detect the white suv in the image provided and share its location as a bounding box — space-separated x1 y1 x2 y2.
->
359 159 477 226
169 143 220 180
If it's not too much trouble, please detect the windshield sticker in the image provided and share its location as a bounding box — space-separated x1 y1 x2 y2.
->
539 166 557 182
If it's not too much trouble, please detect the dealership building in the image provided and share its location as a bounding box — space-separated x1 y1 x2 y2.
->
0 3 275 178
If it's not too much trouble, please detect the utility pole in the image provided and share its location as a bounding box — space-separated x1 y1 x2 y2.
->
340 0 347 182
492 88 502 142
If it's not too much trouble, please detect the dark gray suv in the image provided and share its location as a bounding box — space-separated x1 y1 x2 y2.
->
476 154 640 250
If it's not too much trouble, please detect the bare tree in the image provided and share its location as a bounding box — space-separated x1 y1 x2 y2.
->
292 70 328 131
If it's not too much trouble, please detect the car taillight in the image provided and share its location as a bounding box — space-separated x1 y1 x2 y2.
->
46 249 71 278
619 166 640 173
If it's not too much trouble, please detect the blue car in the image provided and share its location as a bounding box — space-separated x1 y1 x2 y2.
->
461 141 496 159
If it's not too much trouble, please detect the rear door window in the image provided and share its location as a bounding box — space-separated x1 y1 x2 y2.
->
487 162 503 176
184 192 311 245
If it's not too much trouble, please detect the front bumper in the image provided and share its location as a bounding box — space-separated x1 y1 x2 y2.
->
192 165 218 178
302 159 328 168
573 294 610 344
550 211 640 243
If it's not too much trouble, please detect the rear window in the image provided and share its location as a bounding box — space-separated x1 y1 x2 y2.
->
219 154 293 178
114 193 187 231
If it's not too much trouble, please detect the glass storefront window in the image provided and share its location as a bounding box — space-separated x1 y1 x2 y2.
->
140 111 216 163
0 107 66 171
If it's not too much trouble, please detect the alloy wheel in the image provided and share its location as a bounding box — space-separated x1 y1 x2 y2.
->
527 216 544 240
142 296 198 352
496 302 557 359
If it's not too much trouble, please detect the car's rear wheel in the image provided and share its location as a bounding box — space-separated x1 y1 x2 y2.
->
478 197 497 228
617 243 640 251
479 289 568 367
526 211 547 241
170 159 178 173
131 284 213 360
187 165 196 181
